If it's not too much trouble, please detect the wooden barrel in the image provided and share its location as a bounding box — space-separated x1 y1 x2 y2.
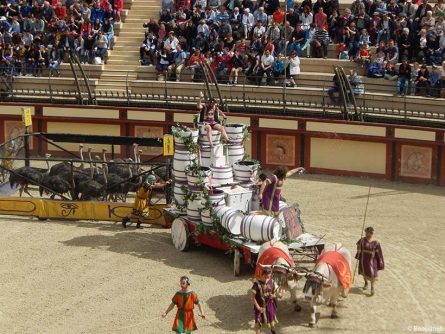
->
228 144 244 166
186 190 203 222
200 144 224 168
173 149 195 182
210 165 233 185
214 206 243 235
233 160 259 182
240 215 282 242
198 123 221 146
200 208 213 226
172 127 199 145
186 166 211 187
200 189 226 226
225 123 245 145
173 181 187 207
205 189 226 207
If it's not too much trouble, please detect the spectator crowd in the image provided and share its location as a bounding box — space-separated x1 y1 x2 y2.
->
0 0 123 77
139 0 445 95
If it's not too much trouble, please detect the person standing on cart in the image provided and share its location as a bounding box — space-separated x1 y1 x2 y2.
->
162 276 205 334
355 226 385 296
122 174 171 228
251 267 278 334
258 166 304 217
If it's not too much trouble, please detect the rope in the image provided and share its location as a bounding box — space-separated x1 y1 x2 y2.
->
352 185 372 283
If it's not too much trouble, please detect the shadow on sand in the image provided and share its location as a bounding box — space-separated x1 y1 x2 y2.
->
61 228 251 283
205 293 354 332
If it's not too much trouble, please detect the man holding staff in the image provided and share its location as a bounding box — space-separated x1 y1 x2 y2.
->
355 226 385 296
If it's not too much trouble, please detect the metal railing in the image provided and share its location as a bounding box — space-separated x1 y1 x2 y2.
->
1 67 445 126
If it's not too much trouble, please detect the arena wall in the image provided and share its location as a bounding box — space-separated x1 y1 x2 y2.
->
1 102 444 186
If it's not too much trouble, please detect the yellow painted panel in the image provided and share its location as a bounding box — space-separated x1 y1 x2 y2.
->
44 107 119 119
259 118 298 130
307 121 386 137
0 197 167 225
46 122 121 153
394 128 435 141
128 110 165 121
0 106 35 115
310 138 386 174
174 113 194 123
227 116 251 126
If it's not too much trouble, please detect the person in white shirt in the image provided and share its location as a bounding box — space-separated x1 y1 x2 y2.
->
257 49 274 85
197 19 210 38
302 23 316 57
194 0 207 8
253 20 266 38
164 31 179 50
204 7 216 21
286 51 300 87
242 8 255 38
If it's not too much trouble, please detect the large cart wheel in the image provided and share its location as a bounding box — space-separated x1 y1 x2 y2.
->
233 248 241 276
171 218 190 251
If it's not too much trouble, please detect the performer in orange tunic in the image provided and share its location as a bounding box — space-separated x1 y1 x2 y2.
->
162 276 205 334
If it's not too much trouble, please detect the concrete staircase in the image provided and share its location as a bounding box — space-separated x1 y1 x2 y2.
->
96 0 160 92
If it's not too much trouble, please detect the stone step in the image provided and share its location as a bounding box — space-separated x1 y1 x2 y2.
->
107 60 141 65
123 0 134 9
127 9 159 17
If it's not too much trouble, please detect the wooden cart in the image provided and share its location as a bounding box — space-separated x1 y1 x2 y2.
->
165 208 325 276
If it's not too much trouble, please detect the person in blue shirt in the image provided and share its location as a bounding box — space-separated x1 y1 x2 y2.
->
168 44 187 81
272 53 284 84
91 3 104 24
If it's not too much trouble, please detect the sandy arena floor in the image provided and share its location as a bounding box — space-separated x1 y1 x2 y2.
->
0 174 444 334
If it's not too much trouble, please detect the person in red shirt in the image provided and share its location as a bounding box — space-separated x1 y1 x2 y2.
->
314 7 328 30
237 38 248 56
113 0 123 22
189 49 205 81
272 7 285 26
55 2 66 20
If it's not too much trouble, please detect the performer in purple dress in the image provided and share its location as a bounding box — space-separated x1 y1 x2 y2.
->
258 166 304 216
355 226 385 296
250 267 278 334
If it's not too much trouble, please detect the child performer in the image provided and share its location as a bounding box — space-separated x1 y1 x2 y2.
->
162 276 205 333
251 267 278 334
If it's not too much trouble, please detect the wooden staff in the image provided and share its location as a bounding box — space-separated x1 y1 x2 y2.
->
352 185 372 283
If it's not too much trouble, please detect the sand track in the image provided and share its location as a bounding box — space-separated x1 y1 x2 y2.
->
0 174 444 334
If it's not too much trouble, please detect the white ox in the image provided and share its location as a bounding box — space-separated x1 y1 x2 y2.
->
303 243 352 327
257 240 306 312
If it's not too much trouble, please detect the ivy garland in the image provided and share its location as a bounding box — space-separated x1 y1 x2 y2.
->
242 125 250 142
179 156 237 250
171 124 199 154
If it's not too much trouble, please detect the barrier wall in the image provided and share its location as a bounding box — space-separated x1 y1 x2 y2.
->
1 102 444 186
0 197 167 225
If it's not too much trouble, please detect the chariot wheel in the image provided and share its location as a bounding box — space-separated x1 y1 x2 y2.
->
171 218 190 251
233 248 241 277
